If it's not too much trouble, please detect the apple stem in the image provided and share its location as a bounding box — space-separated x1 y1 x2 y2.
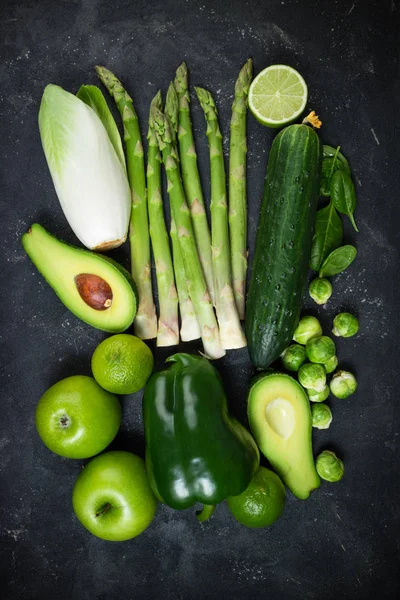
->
95 503 111 518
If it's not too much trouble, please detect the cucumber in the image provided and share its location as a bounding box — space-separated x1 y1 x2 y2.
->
246 124 321 369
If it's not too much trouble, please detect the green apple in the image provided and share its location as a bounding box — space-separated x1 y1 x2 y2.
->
35 375 121 459
72 451 157 541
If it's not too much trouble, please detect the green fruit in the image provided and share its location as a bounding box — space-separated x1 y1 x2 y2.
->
22 224 137 332
35 376 121 459
227 467 285 528
92 334 154 394
246 124 321 369
72 451 157 541
247 372 320 500
248 65 308 128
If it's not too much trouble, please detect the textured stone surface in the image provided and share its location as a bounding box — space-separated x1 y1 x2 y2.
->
0 0 399 598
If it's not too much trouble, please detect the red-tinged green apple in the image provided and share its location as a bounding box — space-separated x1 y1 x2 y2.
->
72 451 157 541
35 375 121 459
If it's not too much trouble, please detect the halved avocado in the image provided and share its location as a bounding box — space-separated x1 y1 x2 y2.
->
22 224 137 332
248 372 320 500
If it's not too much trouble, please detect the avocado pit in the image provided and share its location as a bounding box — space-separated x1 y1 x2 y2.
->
75 273 113 311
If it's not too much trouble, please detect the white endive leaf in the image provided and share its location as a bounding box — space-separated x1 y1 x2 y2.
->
76 85 127 173
38 84 131 250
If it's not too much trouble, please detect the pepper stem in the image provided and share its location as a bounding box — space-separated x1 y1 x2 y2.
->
196 504 216 523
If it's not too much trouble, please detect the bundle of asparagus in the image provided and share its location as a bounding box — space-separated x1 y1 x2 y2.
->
97 60 252 359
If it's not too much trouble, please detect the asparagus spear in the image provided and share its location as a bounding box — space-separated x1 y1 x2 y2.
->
195 87 246 350
151 105 225 359
229 59 253 320
165 83 200 341
96 66 157 340
170 217 201 341
147 91 179 346
174 63 215 305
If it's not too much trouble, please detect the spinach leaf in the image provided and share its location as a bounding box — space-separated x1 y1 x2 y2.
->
330 169 359 232
319 245 357 277
320 158 337 196
310 201 343 271
322 145 351 173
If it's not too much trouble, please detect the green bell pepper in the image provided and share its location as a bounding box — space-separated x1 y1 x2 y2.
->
143 353 259 515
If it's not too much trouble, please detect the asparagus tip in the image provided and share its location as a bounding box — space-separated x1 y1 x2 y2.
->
174 62 188 96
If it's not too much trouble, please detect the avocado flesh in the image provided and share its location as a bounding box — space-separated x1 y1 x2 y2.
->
22 224 137 332
248 373 320 499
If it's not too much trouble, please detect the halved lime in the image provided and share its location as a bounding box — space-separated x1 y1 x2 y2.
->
249 64 308 128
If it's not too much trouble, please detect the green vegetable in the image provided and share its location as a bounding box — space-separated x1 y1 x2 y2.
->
246 124 321 369
281 344 307 372
293 316 323 345
332 312 359 338
151 105 225 359
320 158 337 197
96 66 157 340
143 353 259 513
76 85 127 171
311 404 332 429
170 219 200 341
324 355 338 374
174 63 215 305
330 370 358 398
165 83 200 342
316 450 344 482
147 91 179 347
319 245 357 278
309 201 343 271
229 58 253 319
330 169 359 232
322 145 351 172
307 385 330 403
196 86 246 350
309 277 332 305
196 504 216 523
38 84 131 252
306 336 336 364
298 363 326 392
320 145 350 196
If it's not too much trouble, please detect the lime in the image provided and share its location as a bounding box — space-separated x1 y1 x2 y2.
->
248 64 308 128
227 467 285 528
91 334 154 395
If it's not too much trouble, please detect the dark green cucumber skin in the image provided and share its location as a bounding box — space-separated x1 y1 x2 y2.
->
246 125 321 370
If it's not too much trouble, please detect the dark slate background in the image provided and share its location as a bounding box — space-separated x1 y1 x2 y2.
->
1 0 399 598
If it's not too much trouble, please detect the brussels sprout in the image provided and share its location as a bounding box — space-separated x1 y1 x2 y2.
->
324 355 338 374
307 384 330 403
281 344 307 372
309 278 333 305
293 316 323 345
330 370 358 398
316 450 344 482
311 404 333 429
298 363 326 392
332 312 359 338
306 335 336 364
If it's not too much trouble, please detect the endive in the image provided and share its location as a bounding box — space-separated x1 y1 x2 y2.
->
38 84 131 251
